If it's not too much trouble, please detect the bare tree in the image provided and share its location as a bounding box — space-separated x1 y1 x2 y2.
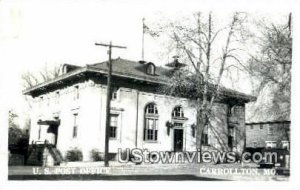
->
151 12 248 151
22 64 61 89
22 63 61 108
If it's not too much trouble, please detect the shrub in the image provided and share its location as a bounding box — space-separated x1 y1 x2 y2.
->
90 149 104 161
65 148 83 162
90 150 117 161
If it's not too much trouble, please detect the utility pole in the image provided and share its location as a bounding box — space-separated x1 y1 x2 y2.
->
95 41 126 167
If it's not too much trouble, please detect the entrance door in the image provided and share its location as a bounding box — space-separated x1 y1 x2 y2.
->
47 124 59 146
174 129 183 152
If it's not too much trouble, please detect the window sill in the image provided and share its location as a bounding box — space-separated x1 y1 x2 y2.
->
144 140 158 143
172 117 188 121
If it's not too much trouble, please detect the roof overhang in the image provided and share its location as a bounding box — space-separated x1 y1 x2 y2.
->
23 67 88 96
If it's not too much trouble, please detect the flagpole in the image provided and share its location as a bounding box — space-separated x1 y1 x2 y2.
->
142 18 145 61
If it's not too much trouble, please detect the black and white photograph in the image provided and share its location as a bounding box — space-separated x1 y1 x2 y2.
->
0 0 299 189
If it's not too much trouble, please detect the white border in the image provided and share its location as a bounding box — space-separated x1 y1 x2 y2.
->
0 0 299 190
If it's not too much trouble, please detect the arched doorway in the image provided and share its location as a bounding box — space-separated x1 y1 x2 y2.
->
172 106 186 152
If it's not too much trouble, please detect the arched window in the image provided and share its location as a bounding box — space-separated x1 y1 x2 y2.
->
145 103 158 115
172 106 185 129
172 106 184 118
144 103 158 141
146 62 156 75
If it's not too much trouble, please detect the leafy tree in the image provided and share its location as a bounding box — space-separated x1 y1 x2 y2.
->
8 110 30 155
247 14 292 122
8 110 22 145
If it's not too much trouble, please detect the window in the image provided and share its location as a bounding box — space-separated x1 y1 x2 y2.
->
144 103 158 141
172 106 184 118
110 114 118 138
250 125 254 129
268 125 274 135
73 113 78 138
191 124 196 137
202 134 209 146
260 124 263 130
146 62 156 75
111 87 119 101
55 91 60 104
74 85 79 100
39 96 43 108
38 125 41 140
47 96 50 106
228 126 235 148
201 125 209 146
145 103 158 115
145 118 158 141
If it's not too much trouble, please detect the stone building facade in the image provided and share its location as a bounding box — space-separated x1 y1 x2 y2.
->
24 58 255 163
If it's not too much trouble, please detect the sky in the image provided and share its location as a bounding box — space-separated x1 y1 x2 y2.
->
0 0 296 126
0 0 163 120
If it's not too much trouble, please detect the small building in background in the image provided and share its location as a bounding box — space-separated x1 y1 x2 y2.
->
246 120 290 150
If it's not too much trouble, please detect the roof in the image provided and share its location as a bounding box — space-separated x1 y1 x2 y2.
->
89 58 171 83
23 58 256 102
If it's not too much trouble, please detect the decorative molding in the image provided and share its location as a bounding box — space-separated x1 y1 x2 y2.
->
111 107 125 112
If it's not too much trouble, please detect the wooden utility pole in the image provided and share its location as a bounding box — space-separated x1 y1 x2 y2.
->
95 41 126 167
